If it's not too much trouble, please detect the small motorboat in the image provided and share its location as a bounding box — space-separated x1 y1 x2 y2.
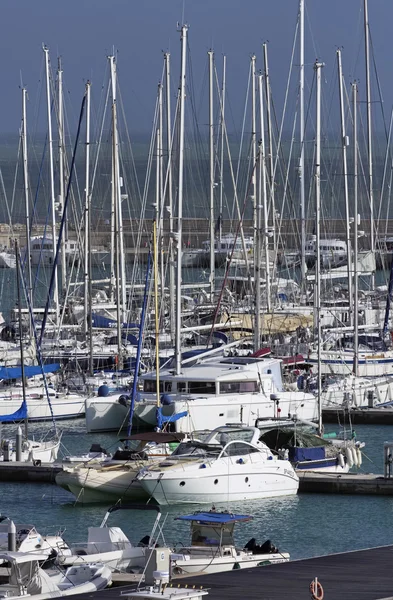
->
57 504 162 572
171 510 289 575
0 517 71 563
0 551 111 598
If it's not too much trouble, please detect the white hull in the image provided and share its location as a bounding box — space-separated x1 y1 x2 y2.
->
56 467 148 504
308 350 393 377
157 392 317 433
140 462 298 506
85 395 129 433
173 551 289 574
321 375 393 408
1 438 60 463
59 547 145 571
0 391 85 420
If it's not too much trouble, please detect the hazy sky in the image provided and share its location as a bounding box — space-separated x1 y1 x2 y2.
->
1 0 392 135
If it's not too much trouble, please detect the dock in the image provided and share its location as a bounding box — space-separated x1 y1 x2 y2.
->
0 461 61 483
323 406 393 425
298 471 393 495
65 544 393 599
6 462 393 497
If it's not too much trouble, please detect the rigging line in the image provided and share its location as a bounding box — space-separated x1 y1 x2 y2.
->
207 150 260 346
39 91 86 347
9 134 22 228
234 60 252 221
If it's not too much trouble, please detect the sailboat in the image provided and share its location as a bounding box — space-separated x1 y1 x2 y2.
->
0 243 61 464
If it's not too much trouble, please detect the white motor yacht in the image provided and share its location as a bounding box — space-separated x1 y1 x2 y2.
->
134 356 318 433
138 425 299 505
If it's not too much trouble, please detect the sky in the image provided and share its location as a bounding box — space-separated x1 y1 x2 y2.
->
0 0 392 136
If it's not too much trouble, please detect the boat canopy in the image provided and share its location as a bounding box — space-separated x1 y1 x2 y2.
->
0 363 60 380
0 399 27 422
176 512 252 524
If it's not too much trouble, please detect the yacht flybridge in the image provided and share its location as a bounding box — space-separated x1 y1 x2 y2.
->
135 356 318 432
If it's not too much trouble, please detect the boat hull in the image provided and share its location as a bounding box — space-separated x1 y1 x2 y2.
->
140 463 298 505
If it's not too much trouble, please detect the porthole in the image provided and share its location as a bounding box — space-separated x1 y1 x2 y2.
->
214 479 218 485
179 481 185 487
245 477 249 483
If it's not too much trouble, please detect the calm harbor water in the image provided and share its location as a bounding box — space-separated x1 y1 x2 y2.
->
1 419 393 560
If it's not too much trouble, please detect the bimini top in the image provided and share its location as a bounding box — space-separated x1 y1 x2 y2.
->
175 511 253 525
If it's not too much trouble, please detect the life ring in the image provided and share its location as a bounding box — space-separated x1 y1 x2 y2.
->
309 579 324 600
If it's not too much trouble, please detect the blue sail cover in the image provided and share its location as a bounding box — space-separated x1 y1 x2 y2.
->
0 399 27 422
0 364 60 381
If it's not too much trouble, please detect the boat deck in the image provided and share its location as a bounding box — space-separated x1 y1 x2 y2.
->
69 544 393 599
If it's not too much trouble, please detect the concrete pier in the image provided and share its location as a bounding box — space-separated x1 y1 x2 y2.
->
323 406 393 425
0 461 61 483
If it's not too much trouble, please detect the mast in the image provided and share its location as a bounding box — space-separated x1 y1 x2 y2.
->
43 45 59 322
336 49 353 321
158 82 165 312
109 56 127 332
164 52 175 345
263 43 276 252
57 58 67 297
353 82 359 377
299 0 306 284
219 55 226 244
83 81 93 375
364 0 375 289
15 241 28 439
21 88 32 313
175 24 188 376
251 55 257 269
314 60 324 436
208 50 215 303
258 73 271 312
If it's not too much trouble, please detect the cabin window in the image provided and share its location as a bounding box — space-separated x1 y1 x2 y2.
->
143 380 164 393
188 381 216 394
225 442 260 456
177 382 186 393
219 381 259 394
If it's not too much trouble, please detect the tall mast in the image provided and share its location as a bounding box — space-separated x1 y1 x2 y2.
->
315 60 324 436
259 73 271 313
158 81 165 308
299 0 306 284
263 43 276 251
164 52 175 345
208 50 215 302
336 49 353 321
83 81 91 339
364 0 375 289
254 78 263 351
43 45 59 322
109 55 127 361
175 24 188 376
219 55 226 244
57 58 67 297
353 82 359 377
251 55 257 267
21 88 33 312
